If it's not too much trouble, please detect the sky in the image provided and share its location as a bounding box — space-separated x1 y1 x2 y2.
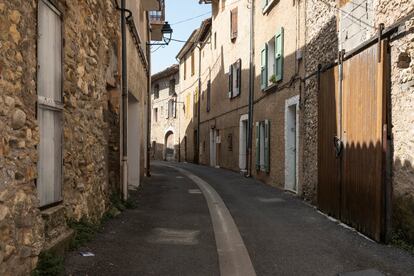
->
151 0 212 74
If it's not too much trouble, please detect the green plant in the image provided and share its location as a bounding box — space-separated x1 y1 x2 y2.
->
391 230 414 255
68 218 100 250
269 74 276 84
32 252 64 276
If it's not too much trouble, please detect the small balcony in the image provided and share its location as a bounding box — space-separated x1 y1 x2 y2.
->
149 0 165 41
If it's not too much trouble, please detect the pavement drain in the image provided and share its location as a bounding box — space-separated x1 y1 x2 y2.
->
338 269 385 276
146 228 200 245
256 197 285 203
188 189 202 194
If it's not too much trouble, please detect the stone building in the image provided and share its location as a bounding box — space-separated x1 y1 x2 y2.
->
0 0 163 274
302 0 414 243
170 0 414 245
150 64 180 161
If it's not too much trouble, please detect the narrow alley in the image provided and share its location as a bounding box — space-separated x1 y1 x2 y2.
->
65 162 414 276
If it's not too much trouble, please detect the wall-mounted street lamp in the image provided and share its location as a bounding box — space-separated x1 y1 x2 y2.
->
147 22 173 46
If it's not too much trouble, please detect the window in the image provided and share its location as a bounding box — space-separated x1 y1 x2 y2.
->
169 79 176 96
261 27 284 90
206 80 211 112
256 120 270 172
37 0 63 206
154 84 160 99
228 59 241 98
227 133 233 151
262 0 277 12
191 51 195 76
214 32 217 49
184 59 187 80
185 94 191 118
194 88 198 117
153 108 158 122
167 99 176 118
230 8 238 40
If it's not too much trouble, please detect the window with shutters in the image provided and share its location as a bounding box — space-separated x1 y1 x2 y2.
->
191 51 195 76
262 0 278 13
183 59 187 80
185 94 191 118
37 0 63 207
206 80 211 112
153 108 158 122
261 27 284 91
194 88 198 117
255 120 270 173
230 8 238 41
228 59 241 99
169 79 176 96
167 99 176 118
154 83 160 99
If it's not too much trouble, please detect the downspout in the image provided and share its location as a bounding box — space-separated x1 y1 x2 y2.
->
197 44 202 164
121 0 128 201
247 0 255 177
146 14 152 177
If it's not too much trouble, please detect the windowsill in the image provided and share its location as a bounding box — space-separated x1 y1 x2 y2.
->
262 0 278 14
261 82 278 93
229 93 241 100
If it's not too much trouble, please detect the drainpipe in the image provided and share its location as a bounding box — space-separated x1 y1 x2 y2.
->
121 0 128 201
146 19 152 177
197 44 202 164
247 0 255 177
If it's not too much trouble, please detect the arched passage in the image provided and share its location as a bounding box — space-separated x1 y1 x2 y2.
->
164 131 174 161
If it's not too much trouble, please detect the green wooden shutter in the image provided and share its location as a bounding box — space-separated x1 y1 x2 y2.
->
228 65 233 98
262 0 268 10
264 120 270 173
275 27 284 82
255 122 260 170
261 44 268 90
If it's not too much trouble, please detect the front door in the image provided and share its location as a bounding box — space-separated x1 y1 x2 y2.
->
285 97 298 192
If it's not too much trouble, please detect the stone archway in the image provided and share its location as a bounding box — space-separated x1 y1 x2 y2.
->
164 131 174 161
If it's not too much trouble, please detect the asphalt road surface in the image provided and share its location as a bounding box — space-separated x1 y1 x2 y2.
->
65 161 414 276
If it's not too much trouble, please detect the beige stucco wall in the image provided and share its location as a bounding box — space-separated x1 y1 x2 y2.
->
151 71 180 160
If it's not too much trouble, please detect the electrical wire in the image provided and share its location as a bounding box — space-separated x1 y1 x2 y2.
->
171 12 211 26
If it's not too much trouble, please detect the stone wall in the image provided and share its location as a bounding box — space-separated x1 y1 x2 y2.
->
375 0 414 243
0 0 44 274
0 0 132 273
302 0 338 203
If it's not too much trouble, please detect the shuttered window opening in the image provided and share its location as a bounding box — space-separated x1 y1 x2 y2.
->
230 7 238 40
255 120 270 173
191 51 195 76
206 80 211 112
228 59 241 98
169 79 176 96
154 84 160 99
167 99 176 118
185 94 191 118
37 0 63 207
261 27 284 91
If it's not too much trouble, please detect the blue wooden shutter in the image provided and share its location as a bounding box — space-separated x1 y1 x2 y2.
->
256 122 260 170
261 45 268 90
275 27 284 82
228 65 233 98
264 120 270 173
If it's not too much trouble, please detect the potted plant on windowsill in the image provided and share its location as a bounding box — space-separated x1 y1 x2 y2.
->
269 74 277 84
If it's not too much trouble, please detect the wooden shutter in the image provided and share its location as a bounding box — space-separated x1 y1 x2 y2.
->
256 122 260 170
37 0 63 207
234 59 241 97
207 80 211 112
186 94 191 118
173 100 177 118
261 45 268 90
231 8 238 40
228 65 233 98
264 120 270 173
275 27 284 82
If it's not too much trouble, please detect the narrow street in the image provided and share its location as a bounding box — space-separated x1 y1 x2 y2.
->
65 162 414 276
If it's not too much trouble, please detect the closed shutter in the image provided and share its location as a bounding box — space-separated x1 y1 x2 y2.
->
207 80 211 112
234 59 241 97
231 8 238 40
255 122 260 170
264 120 270 173
275 27 284 82
261 45 268 90
37 0 63 207
228 65 233 98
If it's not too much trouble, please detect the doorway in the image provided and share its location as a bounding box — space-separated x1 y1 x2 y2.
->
128 94 140 188
239 114 248 172
165 131 174 161
285 95 299 193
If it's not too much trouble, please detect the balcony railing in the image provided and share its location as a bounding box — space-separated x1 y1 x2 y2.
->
149 0 165 24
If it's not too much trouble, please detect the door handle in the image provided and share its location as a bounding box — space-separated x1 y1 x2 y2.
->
333 136 343 158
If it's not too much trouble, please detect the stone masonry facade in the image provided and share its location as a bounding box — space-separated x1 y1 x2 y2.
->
0 0 153 274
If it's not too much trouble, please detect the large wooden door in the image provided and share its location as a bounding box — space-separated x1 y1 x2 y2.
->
37 0 63 206
318 42 388 241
